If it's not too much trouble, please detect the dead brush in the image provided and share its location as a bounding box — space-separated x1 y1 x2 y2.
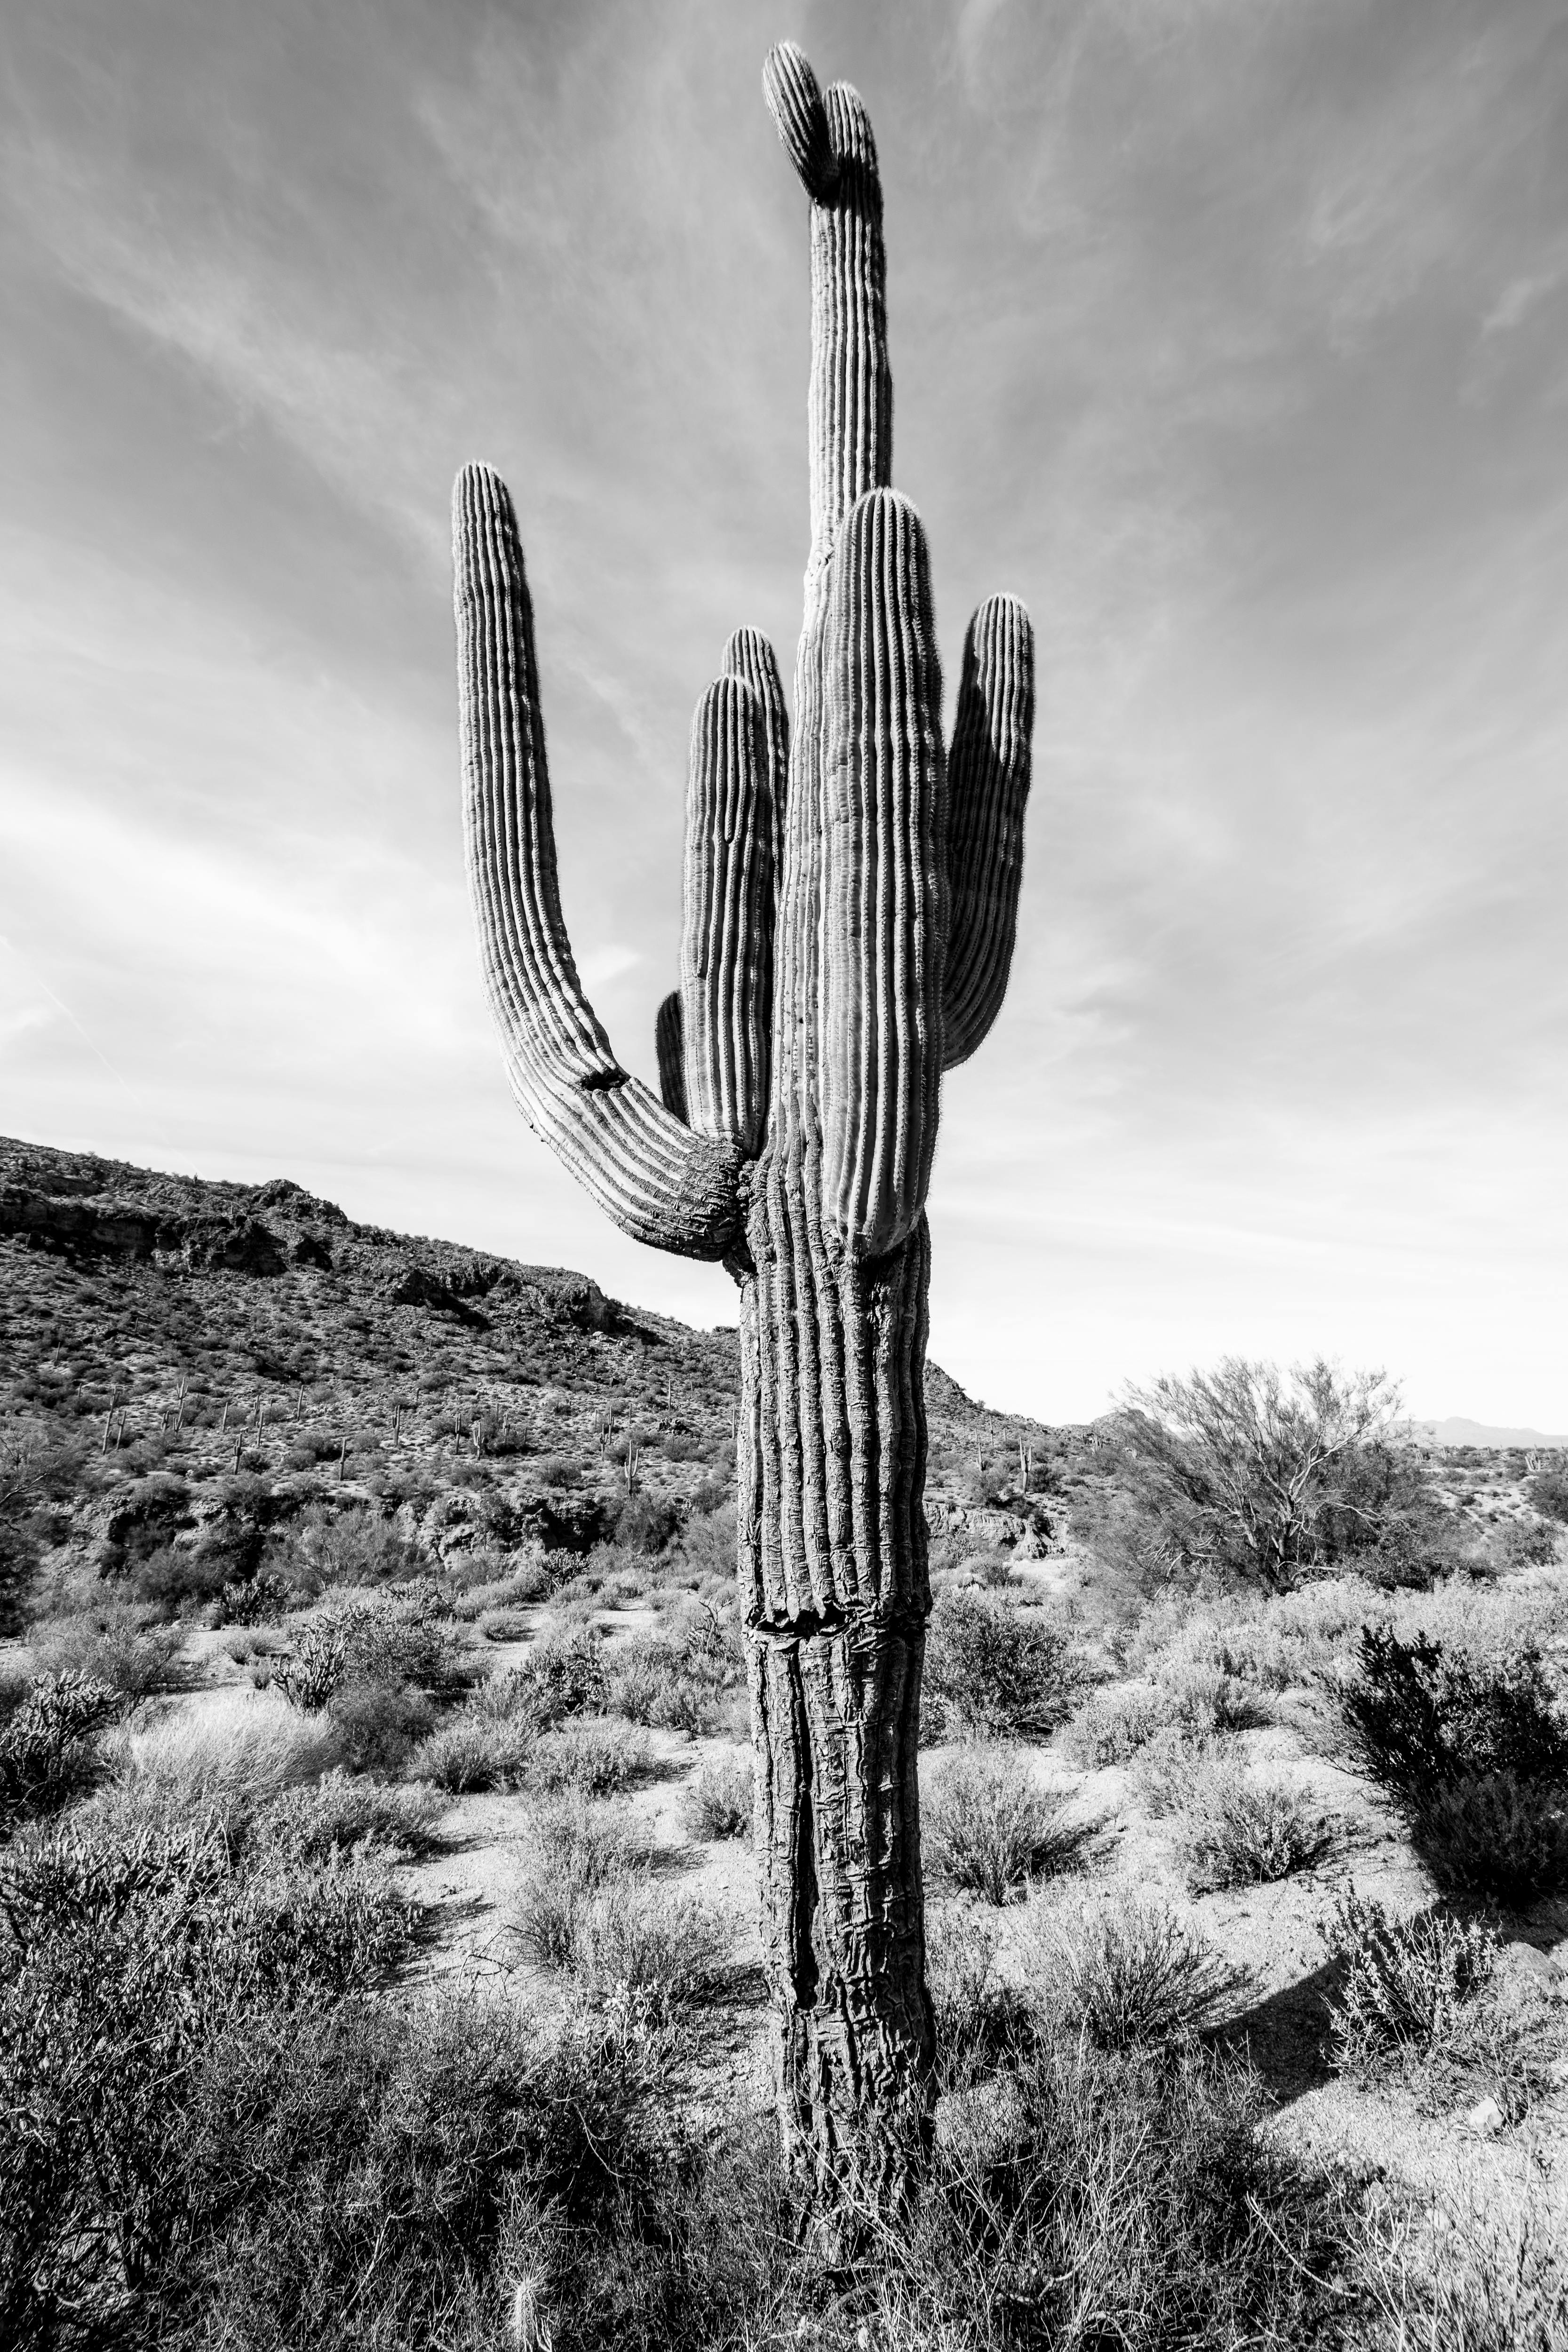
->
923 1747 1101 1905
1323 1888 1496 2071
1173 1763 1341 1891
1043 1893 1250 2051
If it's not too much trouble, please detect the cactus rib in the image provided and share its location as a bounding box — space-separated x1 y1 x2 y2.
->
654 989 687 1122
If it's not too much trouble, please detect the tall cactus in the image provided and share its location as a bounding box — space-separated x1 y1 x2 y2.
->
453 43 1034 2207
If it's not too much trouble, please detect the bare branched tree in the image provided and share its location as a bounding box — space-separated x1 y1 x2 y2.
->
1117 1358 1401 1589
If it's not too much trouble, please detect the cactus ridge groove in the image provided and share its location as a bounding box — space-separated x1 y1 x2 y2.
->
654 988 688 1122
454 43 1033 2208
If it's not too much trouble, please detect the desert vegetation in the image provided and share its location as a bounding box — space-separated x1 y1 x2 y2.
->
6 1129 1568 2341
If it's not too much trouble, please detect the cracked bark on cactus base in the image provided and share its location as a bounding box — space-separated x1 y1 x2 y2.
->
738 1150 935 2193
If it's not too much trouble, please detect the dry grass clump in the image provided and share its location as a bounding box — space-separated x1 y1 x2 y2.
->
1170 1757 1341 1891
1346 2178 1568 2352
681 1749 753 1842
923 1747 1099 1905
606 1607 744 1737
528 1716 652 1796
31 1599 188 1701
1061 1683 1171 1767
1040 1894 1249 2051
253 1769 445 1864
1131 1729 1341 1890
511 1796 722 2022
406 1714 533 1793
100 1689 339 1846
1063 1664 1271 1770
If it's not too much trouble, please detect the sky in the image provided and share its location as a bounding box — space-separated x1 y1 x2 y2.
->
1 0 1566 1427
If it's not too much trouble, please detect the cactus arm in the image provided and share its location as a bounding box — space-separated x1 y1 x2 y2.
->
723 627 790 886
820 488 947 1259
679 676 775 1153
453 462 743 1260
942 594 1036 1069
764 45 892 574
654 990 687 1122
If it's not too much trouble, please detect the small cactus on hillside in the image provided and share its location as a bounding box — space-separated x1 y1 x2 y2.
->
453 42 1034 2207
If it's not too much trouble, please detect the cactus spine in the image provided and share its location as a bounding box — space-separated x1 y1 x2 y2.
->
453 41 1034 2209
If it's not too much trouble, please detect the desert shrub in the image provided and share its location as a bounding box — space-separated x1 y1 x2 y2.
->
1324 1889 1497 2070
1061 1682 1170 1766
126 1542 234 1613
488 1629 608 1728
0 1813 417 2345
1043 1894 1248 2051
254 1770 445 1864
0 1673 119 1832
604 1487 682 1556
447 1557 553 1620
609 1609 741 1736
407 1715 533 1794
1528 1469 1568 1525
677 1499 737 1581
864 2038 1338 2351
31 1602 188 1701
1347 2177 1568 2352
216 1568 289 1625
269 1502 423 1595
1337 1628 1568 1900
1413 1772 1568 1905
1488 1517 1560 1571
1157 1661 1274 1734
274 1588 457 1712
923 1747 1098 1905
923 1590 1080 1742
528 1716 651 1796
682 1749 753 1841
924 1904 1029 2091
103 1688 338 1847
515 1873 724 2024
2 1964 658 2352
326 1677 436 1774
1062 1665 1268 1772
1170 1759 1340 1891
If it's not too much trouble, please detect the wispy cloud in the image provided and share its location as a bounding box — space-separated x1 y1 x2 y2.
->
1 0 1564 1421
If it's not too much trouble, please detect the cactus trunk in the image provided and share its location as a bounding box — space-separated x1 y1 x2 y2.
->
739 1172 933 2197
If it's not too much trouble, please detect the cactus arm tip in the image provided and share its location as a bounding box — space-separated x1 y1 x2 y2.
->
942 593 1035 1070
763 42 840 200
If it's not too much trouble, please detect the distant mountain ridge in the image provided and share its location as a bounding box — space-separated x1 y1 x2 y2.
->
1408 1416 1568 1452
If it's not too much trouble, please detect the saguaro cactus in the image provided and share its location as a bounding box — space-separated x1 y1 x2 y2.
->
453 43 1034 2206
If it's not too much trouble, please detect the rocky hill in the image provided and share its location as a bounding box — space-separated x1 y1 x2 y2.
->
0 1135 1067 1603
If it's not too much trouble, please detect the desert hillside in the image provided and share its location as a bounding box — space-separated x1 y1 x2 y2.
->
4 1133 1568 2349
